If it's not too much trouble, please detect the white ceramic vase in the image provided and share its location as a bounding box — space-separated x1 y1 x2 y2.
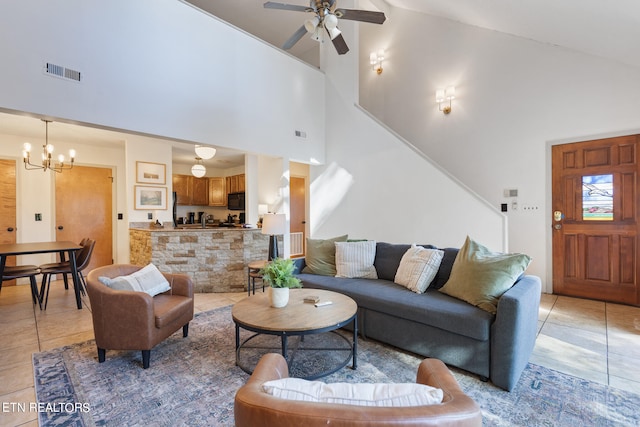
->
270 287 290 308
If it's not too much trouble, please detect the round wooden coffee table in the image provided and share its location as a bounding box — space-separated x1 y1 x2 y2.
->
232 288 358 379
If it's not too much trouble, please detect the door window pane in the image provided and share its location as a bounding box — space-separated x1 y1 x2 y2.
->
582 174 613 220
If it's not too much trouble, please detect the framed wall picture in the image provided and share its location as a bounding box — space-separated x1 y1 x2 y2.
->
136 161 166 185
134 186 167 210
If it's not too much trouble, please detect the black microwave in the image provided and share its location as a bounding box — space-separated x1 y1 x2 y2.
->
228 192 245 211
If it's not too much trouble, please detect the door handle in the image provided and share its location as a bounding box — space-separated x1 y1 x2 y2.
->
554 224 562 230
57 226 64 230
7 227 14 232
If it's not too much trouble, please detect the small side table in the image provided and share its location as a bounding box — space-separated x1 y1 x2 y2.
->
247 260 267 296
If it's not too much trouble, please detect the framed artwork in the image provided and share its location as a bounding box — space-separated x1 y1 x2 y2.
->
134 186 167 210
136 161 166 185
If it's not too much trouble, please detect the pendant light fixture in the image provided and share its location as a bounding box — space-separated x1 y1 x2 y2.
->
191 157 206 178
22 119 76 173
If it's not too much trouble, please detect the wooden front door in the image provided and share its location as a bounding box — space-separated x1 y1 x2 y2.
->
290 176 306 258
0 159 17 284
55 165 113 271
552 135 640 306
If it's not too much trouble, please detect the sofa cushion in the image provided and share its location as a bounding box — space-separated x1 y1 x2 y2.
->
302 235 348 276
439 236 531 314
395 245 444 294
374 243 437 281
297 273 493 341
98 263 171 297
335 240 378 279
429 247 459 289
262 378 443 407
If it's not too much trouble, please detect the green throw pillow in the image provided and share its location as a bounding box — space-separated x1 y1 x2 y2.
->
439 236 531 314
302 234 348 276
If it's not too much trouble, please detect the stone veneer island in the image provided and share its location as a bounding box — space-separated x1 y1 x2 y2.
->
129 226 272 293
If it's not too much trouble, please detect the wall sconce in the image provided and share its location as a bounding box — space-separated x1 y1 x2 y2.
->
369 49 385 74
436 86 456 114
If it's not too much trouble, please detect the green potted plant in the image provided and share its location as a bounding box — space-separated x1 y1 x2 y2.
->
260 257 302 308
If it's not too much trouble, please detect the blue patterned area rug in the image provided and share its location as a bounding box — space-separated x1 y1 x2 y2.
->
33 305 639 426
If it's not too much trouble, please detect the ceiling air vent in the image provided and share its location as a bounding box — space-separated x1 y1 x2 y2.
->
44 62 82 82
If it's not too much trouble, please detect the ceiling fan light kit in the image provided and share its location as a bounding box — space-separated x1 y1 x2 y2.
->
264 0 386 55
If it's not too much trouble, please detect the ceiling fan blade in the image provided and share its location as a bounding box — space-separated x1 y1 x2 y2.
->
335 9 386 25
331 33 349 55
282 25 308 50
263 1 312 13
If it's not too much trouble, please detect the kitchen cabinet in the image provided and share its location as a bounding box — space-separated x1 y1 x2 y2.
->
192 177 209 206
226 174 245 195
172 174 209 206
172 175 192 205
208 177 226 206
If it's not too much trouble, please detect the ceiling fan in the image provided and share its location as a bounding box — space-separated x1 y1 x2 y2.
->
264 0 386 55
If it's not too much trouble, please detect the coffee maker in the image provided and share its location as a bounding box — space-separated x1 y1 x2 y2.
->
187 212 195 224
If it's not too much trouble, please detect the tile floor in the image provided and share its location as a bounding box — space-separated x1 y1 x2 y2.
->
1 283 639 426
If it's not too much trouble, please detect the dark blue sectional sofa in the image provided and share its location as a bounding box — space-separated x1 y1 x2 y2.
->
293 242 541 391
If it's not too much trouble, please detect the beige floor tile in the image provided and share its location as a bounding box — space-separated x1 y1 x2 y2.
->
546 295 606 333
608 375 640 394
607 330 640 359
0 362 34 396
538 293 556 322
539 322 607 355
608 351 640 384
0 387 37 427
0 342 40 370
531 332 607 379
529 349 608 386
39 329 95 352
35 309 94 343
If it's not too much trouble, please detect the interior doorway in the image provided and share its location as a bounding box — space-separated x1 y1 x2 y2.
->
290 175 306 258
0 159 17 285
55 165 114 271
551 135 640 306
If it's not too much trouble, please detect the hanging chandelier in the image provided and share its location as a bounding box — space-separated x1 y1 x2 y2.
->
22 120 76 173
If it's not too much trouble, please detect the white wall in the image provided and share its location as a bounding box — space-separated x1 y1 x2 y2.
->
0 134 127 265
310 4 506 254
0 0 325 165
0 0 325 265
358 5 640 288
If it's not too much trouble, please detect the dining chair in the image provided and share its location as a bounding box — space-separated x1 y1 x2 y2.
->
39 239 96 310
1 264 42 309
42 237 90 291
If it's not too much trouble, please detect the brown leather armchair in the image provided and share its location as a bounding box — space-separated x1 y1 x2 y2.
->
86 264 194 369
234 353 482 427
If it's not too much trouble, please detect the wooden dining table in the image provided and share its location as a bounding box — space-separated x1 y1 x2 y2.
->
0 241 84 309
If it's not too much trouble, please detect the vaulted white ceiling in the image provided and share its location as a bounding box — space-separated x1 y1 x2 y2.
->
386 0 640 69
3 0 639 164
188 0 640 70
